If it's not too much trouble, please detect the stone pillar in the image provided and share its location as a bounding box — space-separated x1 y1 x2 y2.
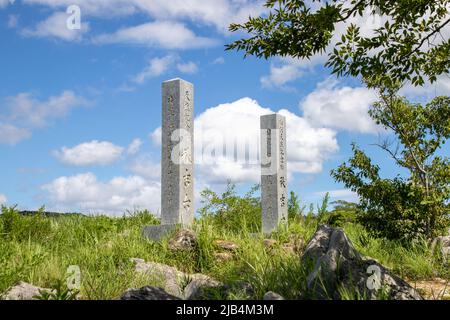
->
261 114 288 234
161 78 194 227
143 78 194 240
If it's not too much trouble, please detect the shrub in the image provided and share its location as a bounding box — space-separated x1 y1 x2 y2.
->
199 183 261 233
0 206 52 242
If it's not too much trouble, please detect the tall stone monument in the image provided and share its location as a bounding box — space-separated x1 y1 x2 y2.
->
143 78 194 240
260 114 288 234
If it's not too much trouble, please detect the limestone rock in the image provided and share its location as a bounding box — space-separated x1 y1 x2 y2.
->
131 258 184 298
432 234 450 260
263 291 285 300
302 225 423 300
263 239 278 249
3 282 51 300
184 274 223 300
131 258 224 300
168 229 197 252
121 286 181 300
214 252 234 263
214 240 239 252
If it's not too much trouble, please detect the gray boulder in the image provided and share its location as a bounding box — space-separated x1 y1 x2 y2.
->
121 286 181 300
302 225 423 300
2 282 51 300
184 274 223 300
131 258 185 298
431 233 450 260
168 229 197 252
263 291 285 300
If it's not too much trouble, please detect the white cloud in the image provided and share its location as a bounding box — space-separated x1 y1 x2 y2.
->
5 91 88 128
261 62 304 89
53 140 124 166
0 124 32 145
127 138 143 155
0 194 7 205
7 15 19 28
133 55 199 84
0 90 88 145
212 57 225 65
23 0 266 34
301 78 379 134
21 11 90 41
42 173 160 215
128 155 161 180
314 189 358 203
93 21 217 49
22 0 138 17
260 10 390 87
177 61 198 74
133 55 176 84
400 75 450 102
152 97 339 184
0 0 10 8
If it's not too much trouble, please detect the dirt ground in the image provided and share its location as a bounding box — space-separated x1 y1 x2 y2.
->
409 278 450 300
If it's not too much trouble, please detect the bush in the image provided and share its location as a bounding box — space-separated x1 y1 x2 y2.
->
0 206 52 242
198 183 261 233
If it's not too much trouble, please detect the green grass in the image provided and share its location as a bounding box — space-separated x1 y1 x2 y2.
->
0 205 448 300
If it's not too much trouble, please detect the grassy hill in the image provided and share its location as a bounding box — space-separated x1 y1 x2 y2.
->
0 188 448 300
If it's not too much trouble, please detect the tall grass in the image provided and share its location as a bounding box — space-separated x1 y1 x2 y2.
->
0 191 448 300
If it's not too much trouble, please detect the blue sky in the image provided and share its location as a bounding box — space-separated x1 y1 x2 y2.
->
0 0 449 215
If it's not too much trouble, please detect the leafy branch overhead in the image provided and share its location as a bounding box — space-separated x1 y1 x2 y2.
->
227 0 450 87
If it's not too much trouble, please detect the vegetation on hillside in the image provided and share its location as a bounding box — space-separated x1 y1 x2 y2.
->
0 188 448 300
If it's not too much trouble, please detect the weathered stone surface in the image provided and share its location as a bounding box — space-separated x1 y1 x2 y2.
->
131 258 224 300
302 225 423 300
263 291 285 300
121 286 181 300
161 78 194 227
168 229 197 251
431 234 450 260
261 114 288 234
3 282 51 300
263 239 278 249
214 240 239 252
214 252 234 263
131 258 184 298
142 224 177 241
184 274 223 300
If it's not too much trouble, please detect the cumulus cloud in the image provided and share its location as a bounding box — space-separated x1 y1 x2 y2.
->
0 124 32 145
400 75 450 102
0 194 7 205
0 90 88 145
21 11 90 41
152 97 339 184
93 21 217 49
133 55 176 84
127 138 143 155
260 10 390 87
53 140 124 166
42 173 160 215
128 155 161 180
133 55 199 84
22 0 265 34
301 78 379 134
177 61 198 74
261 61 305 89
212 57 225 65
314 189 358 203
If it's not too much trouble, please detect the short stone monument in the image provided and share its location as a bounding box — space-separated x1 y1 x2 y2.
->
260 114 288 234
143 78 194 240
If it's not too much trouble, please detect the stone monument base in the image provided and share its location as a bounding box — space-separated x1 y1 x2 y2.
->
142 224 178 241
